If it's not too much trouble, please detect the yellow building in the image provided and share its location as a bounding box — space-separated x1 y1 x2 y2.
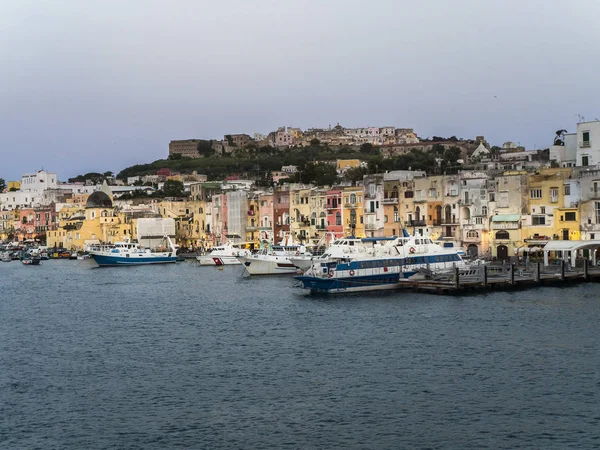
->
290 187 312 243
7 181 20 191
523 168 574 243
342 186 364 237
247 193 260 246
336 159 361 175
157 199 205 249
47 191 134 250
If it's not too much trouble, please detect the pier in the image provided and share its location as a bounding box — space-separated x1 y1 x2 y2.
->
398 260 600 294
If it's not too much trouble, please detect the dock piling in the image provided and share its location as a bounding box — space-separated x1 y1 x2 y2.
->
454 266 460 290
510 264 515 285
483 265 488 288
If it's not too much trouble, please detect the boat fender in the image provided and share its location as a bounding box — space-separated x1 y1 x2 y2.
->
409 247 416 254
349 269 355 276
296 251 300 256
328 269 334 278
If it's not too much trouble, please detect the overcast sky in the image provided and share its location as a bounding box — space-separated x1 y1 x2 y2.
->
1 0 599 181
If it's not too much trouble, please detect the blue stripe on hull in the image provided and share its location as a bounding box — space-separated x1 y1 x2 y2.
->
295 272 415 294
92 254 178 267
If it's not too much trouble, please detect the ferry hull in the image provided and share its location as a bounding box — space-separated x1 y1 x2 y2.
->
91 254 177 267
197 255 241 266
295 272 409 294
239 256 298 275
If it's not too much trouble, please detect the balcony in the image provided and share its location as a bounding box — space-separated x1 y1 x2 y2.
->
590 189 600 199
344 203 358 208
406 220 427 227
580 141 591 148
247 210 255 216
492 222 520 230
246 226 257 232
382 197 398 205
365 223 381 231
413 197 427 203
364 209 377 215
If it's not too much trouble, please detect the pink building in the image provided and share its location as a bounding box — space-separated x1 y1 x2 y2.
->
326 189 343 237
258 193 274 242
273 189 290 241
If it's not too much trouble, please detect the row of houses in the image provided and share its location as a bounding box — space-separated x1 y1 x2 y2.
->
5 166 600 258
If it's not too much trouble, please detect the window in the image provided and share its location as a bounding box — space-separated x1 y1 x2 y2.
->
475 217 483 225
564 212 576 221
532 215 546 225
467 230 479 238
394 206 399 222
550 188 558 202
540 206 546 214
482 206 488 216
496 230 509 239
350 194 356 204
530 189 542 199
429 188 437 198
582 155 589 166
404 191 414 198
335 212 341 226
384 215 388 223
564 185 570 195
596 202 600 224
582 131 590 146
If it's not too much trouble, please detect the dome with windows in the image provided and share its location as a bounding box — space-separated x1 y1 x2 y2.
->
86 191 113 209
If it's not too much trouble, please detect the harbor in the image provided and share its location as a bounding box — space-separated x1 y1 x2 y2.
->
397 259 600 294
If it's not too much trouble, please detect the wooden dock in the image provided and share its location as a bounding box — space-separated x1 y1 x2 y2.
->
397 260 600 294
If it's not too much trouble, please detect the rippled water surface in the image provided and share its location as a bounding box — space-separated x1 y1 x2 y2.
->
1 260 599 449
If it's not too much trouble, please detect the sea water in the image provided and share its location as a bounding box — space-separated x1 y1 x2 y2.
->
1 260 599 449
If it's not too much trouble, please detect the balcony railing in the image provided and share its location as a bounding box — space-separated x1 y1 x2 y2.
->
382 197 398 204
406 220 427 227
344 203 358 208
581 141 591 148
492 223 520 230
246 226 257 231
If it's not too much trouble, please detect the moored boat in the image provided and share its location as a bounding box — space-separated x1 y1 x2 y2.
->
295 233 470 294
238 244 312 275
88 236 178 267
22 257 41 266
196 242 251 266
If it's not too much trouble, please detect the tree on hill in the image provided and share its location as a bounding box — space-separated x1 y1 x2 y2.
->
310 138 321 147
294 162 338 186
360 143 376 155
0 178 5 192
343 167 368 184
162 180 185 197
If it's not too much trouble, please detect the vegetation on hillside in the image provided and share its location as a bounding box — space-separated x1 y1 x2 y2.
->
115 142 467 187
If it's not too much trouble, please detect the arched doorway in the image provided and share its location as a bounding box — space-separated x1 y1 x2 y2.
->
467 244 478 258
497 245 508 260
435 205 442 225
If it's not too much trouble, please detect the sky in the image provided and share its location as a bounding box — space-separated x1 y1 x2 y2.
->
1 0 599 181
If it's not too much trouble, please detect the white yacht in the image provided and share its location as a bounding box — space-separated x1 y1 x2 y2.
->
197 242 251 266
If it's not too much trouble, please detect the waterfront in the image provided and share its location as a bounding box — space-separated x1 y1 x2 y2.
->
1 261 599 449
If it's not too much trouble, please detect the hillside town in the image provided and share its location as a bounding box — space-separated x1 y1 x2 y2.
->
1 119 599 261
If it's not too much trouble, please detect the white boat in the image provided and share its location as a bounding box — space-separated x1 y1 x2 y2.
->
239 243 312 275
290 236 394 271
196 242 250 266
88 236 178 267
295 232 471 294
1 252 11 262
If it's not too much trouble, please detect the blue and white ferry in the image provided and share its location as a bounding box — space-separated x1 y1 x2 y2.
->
88 236 178 267
295 232 468 294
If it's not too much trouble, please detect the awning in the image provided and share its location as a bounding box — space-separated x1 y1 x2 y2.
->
491 214 521 222
543 240 600 252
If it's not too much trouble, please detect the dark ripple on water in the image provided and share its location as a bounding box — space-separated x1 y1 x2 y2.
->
1 260 600 449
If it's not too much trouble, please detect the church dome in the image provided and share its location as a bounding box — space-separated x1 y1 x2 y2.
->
86 191 113 209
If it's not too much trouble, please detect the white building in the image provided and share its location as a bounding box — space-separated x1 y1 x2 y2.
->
20 170 58 192
576 120 600 167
